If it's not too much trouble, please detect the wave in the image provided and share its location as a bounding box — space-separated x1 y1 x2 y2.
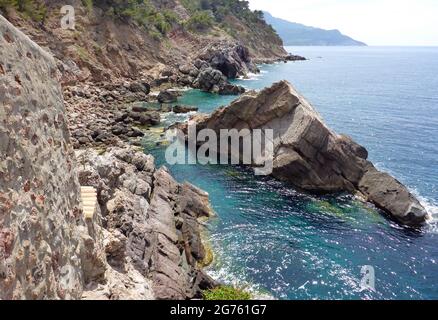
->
206 263 276 300
417 195 438 233
237 72 264 81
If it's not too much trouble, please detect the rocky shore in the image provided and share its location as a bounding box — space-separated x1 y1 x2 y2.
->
1 14 216 300
181 81 429 226
78 147 216 300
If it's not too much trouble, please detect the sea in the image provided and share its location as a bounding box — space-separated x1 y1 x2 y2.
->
144 46 438 300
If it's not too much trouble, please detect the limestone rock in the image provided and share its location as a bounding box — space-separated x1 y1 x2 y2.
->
158 90 178 103
197 43 258 78
193 67 245 95
128 81 151 95
173 105 198 114
189 81 429 226
77 147 217 299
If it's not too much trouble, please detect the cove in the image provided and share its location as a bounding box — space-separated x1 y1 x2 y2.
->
143 46 438 300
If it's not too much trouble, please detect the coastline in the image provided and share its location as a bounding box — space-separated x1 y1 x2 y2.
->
2 1 438 301
145 47 438 299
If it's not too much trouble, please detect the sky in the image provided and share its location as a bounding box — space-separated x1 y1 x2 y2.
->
247 0 438 46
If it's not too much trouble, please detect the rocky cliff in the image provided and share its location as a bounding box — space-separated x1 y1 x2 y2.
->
0 0 290 87
0 13 215 300
78 147 216 300
184 81 429 226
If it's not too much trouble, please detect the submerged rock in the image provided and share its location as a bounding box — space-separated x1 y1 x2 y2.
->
173 105 199 114
187 81 429 226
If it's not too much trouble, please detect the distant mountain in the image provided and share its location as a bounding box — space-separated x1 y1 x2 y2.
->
263 11 366 46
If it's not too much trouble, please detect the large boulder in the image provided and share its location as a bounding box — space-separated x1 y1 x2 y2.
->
173 105 198 114
128 81 150 95
157 90 178 103
188 81 429 226
197 43 258 78
193 67 245 95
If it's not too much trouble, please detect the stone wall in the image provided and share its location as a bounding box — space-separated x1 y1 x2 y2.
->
0 15 86 299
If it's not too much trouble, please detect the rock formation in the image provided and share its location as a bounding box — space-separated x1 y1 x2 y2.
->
186 81 429 226
173 105 199 114
77 147 216 300
158 90 179 103
0 14 215 300
196 42 259 79
192 67 246 95
0 1 292 87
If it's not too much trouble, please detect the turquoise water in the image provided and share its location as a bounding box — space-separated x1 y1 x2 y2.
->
145 47 438 300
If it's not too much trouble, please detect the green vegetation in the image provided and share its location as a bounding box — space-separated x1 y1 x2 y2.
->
0 0 279 43
0 0 47 22
75 45 92 62
185 10 214 32
81 0 93 15
180 0 264 24
97 0 175 36
179 0 278 40
203 285 252 300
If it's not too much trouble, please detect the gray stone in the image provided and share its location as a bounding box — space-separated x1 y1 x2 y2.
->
173 105 198 114
157 90 178 103
187 81 429 226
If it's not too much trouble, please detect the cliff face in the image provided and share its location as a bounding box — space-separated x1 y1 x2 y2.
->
78 147 216 300
0 14 86 299
0 0 287 85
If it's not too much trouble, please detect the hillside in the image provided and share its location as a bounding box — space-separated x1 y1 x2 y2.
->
263 11 366 46
0 1 289 84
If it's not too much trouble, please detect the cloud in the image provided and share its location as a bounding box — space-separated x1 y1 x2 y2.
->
248 0 438 46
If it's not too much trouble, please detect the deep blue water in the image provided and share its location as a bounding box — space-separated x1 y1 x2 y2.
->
144 47 438 300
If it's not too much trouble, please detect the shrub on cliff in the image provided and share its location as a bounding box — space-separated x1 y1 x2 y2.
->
203 286 252 300
97 0 173 35
0 0 46 22
185 10 214 32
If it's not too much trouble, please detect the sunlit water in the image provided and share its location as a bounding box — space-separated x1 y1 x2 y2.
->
143 47 438 300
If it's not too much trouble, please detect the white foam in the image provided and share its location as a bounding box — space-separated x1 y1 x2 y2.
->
238 72 262 81
418 195 438 233
207 266 275 300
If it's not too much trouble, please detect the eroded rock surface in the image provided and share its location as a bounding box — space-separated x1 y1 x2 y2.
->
188 81 428 226
77 147 216 300
1 15 215 300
